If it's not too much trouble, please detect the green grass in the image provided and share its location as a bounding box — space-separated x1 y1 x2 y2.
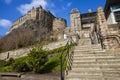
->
0 57 28 72
41 44 74 72
0 66 12 72
0 43 75 73
14 56 27 63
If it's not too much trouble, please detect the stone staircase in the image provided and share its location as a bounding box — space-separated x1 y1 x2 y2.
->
65 38 120 80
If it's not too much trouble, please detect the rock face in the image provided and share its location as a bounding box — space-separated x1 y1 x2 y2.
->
6 6 66 34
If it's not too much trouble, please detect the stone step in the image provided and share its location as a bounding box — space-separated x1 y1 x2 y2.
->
73 54 120 57
72 64 120 68
73 59 96 62
72 61 120 65
66 75 120 80
73 56 120 59
65 39 120 80
74 52 120 55
73 59 120 63
73 51 106 54
72 67 120 71
70 69 120 73
74 49 103 53
73 56 118 59
75 46 101 49
68 71 120 76
68 71 103 76
74 49 102 51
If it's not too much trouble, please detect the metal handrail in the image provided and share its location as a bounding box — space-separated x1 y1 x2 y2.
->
65 47 74 76
96 32 120 49
59 35 79 80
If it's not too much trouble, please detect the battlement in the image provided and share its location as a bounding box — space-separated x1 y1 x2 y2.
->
53 18 67 30
54 18 66 22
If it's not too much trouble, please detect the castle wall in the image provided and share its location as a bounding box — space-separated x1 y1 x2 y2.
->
52 18 66 30
12 8 37 29
7 6 56 34
38 8 55 31
7 8 37 34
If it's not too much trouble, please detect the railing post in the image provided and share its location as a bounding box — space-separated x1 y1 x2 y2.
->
60 56 64 80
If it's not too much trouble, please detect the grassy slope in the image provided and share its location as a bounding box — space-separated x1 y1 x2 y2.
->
0 44 74 73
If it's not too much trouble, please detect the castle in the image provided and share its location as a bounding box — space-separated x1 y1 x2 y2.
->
7 5 66 34
7 0 120 49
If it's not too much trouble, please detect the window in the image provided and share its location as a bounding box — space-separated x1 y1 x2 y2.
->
114 11 120 22
112 5 120 10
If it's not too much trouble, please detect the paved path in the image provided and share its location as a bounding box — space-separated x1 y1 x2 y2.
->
0 72 60 80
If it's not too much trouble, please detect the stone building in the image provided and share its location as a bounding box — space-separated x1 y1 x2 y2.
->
52 18 66 30
70 9 81 32
104 0 120 24
69 0 120 49
7 6 66 34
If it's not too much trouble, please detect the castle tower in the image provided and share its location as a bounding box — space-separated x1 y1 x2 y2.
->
97 6 108 36
52 18 66 30
70 8 81 32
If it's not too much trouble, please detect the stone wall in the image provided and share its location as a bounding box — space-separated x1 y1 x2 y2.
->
96 7 108 36
0 48 31 60
7 8 37 34
0 40 67 60
52 18 66 30
38 8 55 31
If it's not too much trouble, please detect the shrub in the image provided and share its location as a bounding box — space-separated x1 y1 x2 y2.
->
27 47 48 73
12 62 30 72
6 58 15 66
0 60 7 67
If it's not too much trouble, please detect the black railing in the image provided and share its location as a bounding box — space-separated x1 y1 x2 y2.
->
59 35 79 80
96 31 120 49
96 32 105 49
59 38 73 80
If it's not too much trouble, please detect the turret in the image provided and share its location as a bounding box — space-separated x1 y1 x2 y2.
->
70 8 81 32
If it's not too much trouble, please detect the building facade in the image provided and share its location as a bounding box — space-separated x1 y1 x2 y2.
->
104 0 120 24
69 0 120 49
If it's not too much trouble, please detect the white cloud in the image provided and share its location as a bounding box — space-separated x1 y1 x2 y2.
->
17 0 47 15
4 0 12 4
67 2 72 7
0 19 12 28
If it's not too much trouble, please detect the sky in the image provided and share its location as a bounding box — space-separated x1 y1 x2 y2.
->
0 0 106 36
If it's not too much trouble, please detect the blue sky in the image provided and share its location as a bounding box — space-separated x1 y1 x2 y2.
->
0 0 106 36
